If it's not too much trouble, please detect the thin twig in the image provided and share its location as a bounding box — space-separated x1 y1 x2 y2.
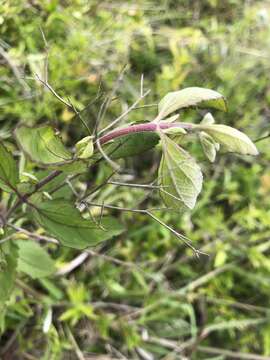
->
56 252 89 276
96 137 121 172
98 89 151 136
197 345 270 360
5 170 62 221
84 201 204 256
66 326 85 360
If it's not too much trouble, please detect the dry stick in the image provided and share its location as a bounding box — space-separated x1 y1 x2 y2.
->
107 180 161 189
93 64 127 137
146 336 270 360
55 253 89 276
66 326 85 360
197 346 270 360
39 26 49 84
8 223 59 244
79 171 116 202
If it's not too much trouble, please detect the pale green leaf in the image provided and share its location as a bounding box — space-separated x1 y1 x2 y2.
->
33 199 124 249
0 142 19 192
17 240 55 279
199 131 219 162
158 87 227 119
198 124 259 156
75 136 94 159
158 134 203 211
15 125 72 165
0 241 18 306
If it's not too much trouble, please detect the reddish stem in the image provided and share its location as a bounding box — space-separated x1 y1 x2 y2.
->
99 122 193 145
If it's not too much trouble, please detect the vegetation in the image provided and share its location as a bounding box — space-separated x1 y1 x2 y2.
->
0 1 270 359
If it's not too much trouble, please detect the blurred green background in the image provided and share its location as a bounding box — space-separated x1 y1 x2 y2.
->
1 0 270 359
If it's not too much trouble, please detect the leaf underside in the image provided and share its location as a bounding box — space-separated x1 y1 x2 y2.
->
0 142 19 192
158 134 203 211
200 124 258 156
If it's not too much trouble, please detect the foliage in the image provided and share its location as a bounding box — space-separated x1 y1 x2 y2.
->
0 1 270 359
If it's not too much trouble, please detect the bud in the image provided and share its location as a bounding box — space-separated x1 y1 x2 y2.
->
75 136 94 159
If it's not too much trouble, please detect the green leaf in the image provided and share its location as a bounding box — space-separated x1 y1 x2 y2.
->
15 124 72 165
100 132 160 160
158 87 227 119
17 240 55 279
75 136 94 159
198 124 259 156
158 134 203 211
0 142 19 192
199 131 219 163
33 199 124 249
0 241 18 306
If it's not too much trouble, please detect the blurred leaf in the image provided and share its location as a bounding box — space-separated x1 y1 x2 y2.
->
0 242 18 306
33 199 124 249
17 240 55 279
158 87 227 119
158 134 203 210
15 125 72 165
198 124 259 156
0 142 19 192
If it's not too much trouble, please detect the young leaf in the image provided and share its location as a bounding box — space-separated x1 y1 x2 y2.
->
158 87 227 119
0 142 19 192
17 240 55 279
75 136 94 159
15 124 72 165
199 131 219 163
0 242 18 306
32 199 124 249
158 134 203 211
198 124 259 156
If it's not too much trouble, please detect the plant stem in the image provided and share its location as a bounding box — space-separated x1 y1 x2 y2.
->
5 121 192 222
5 170 62 222
99 121 193 145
